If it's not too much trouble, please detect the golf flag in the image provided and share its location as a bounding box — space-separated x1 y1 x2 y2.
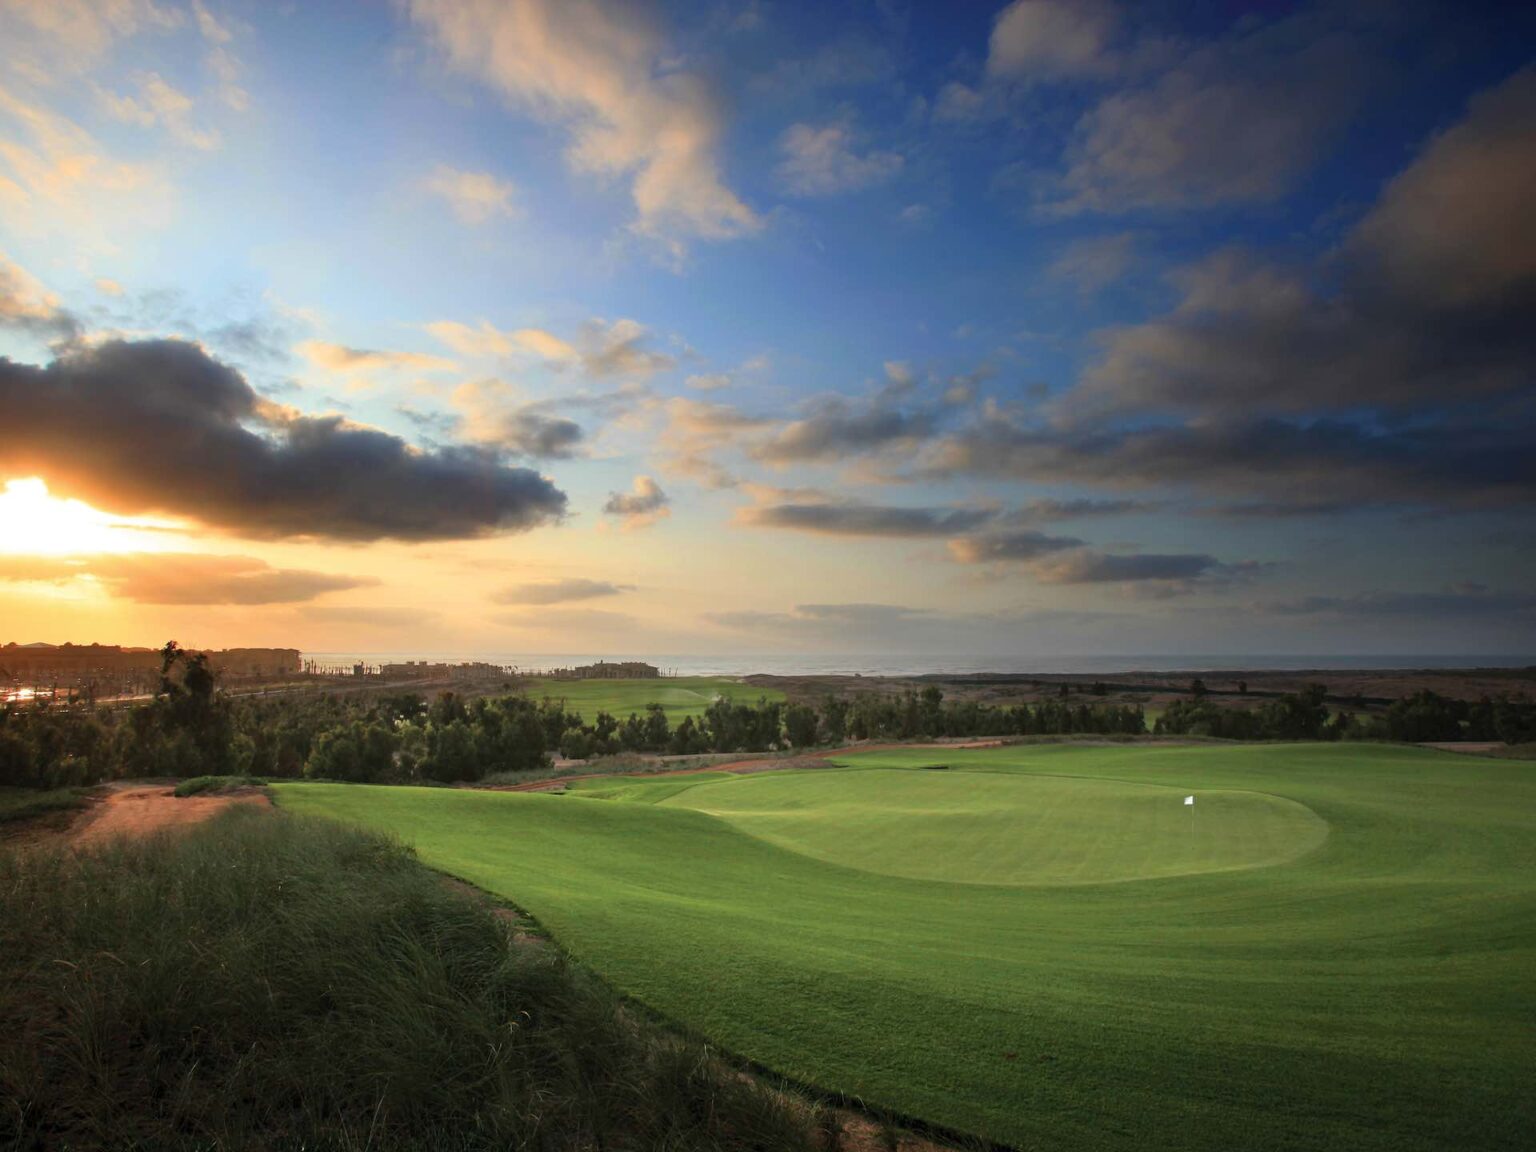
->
1184 795 1195 805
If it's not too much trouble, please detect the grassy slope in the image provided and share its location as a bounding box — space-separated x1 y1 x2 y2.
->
0 808 816 1151
276 744 1536 1151
519 675 783 723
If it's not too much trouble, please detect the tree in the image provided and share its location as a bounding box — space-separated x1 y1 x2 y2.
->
784 703 819 749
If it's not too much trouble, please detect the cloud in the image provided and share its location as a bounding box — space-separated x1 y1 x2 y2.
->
493 577 633 605
451 378 584 458
986 0 1118 82
0 552 374 605
933 82 987 124
0 338 569 540
193 0 250 112
648 396 772 487
0 83 168 232
578 318 676 378
0 0 181 75
94 277 124 296
685 372 731 391
923 409 1536 511
425 163 521 224
97 72 219 150
0 251 77 339
1048 232 1136 292
1006 498 1156 523
1067 68 1536 420
946 530 1084 564
1029 550 1222 584
754 392 937 464
602 474 670 528
425 316 674 379
298 340 458 377
1045 9 1373 215
777 121 903 197
408 0 759 249
1348 66 1536 308
740 500 997 538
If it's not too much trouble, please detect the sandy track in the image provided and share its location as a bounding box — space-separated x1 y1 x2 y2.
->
69 783 271 847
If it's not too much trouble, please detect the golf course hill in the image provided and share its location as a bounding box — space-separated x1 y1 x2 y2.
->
276 741 1536 1152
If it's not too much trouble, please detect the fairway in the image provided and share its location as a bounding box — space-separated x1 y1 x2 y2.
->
519 675 781 722
276 744 1536 1151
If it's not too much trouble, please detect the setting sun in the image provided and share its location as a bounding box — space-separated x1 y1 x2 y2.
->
0 478 182 556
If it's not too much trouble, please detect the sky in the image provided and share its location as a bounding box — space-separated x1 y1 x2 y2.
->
0 0 1533 659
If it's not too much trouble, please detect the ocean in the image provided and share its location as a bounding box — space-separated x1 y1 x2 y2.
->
299 652 1536 677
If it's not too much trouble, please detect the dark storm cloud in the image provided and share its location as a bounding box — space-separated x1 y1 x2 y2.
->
493 578 634 606
739 501 997 538
0 553 374 605
0 339 568 540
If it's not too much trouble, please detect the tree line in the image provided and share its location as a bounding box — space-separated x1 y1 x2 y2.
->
3 647 1532 790
1154 684 1536 743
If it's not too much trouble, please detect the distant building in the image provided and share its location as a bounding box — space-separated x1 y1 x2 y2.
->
547 659 660 680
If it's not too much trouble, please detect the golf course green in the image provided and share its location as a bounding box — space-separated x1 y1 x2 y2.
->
275 743 1536 1151
520 675 781 722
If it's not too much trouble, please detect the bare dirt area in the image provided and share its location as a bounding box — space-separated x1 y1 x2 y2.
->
68 782 271 847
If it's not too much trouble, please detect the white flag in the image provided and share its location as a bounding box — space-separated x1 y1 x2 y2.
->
1184 795 1195 805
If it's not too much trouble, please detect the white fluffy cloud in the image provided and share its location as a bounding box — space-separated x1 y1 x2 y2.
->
987 0 1119 81
425 164 521 224
777 121 903 197
408 0 759 249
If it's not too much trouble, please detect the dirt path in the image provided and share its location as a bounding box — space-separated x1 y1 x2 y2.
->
68 782 271 847
492 740 1004 794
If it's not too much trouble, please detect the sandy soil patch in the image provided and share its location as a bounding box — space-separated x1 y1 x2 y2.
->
69 783 270 847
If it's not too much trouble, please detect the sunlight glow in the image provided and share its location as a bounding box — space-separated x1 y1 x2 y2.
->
0 478 185 556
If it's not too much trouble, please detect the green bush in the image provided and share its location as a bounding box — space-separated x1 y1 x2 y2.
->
0 809 818 1151
171 774 266 797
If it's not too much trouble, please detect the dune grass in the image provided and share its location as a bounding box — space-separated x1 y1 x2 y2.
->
0 785 89 825
521 675 784 722
276 743 1536 1151
0 808 819 1151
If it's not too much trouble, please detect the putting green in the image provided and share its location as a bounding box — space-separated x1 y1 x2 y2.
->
276 743 1536 1151
659 769 1328 885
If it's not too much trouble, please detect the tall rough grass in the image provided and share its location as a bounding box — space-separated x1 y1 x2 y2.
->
0 809 818 1151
